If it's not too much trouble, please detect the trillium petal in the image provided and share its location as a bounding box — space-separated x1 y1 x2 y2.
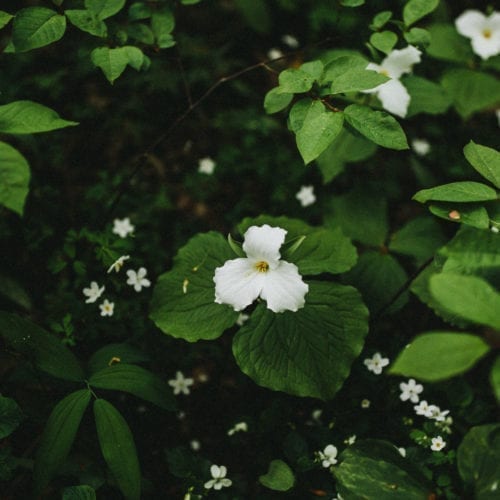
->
471 35 500 60
382 45 421 79
214 258 266 311
242 225 287 265
455 10 488 38
259 261 308 313
375 79 411 118
210 465 220 478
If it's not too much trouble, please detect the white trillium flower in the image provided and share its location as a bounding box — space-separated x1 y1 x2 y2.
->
198 157 216 175
455 10 500 60
99 299 114 317
112 217 135 238
411 138 431 157
364 352 390 375
107 255 130 273
214 225 309 313
204 465 232 490
126 267 151 292
168 370 194 395
318 444 338 468
363 45 422 118
430 436 446 451
296 185 316 207
83 281 105 304
399 378 424 403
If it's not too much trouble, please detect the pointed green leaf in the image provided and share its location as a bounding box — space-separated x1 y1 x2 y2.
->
340 0 365 6
259 460 295 492
65 9 107 37
87 343 150 374
0 101 78 134
62 485 97 500
85 0 125 20
0 396 24 439
34 390 91 494
427 23 473 63
264 87 293 114
371 11 392 30
89 363 176 411
428 203 490 229
233 281 369 400
91 46 144 83
370 31 397 54
344 104 408 150
403 0 439 27
288 98 313 133
0 11 13 29
330 67 389 94
12 7 66 52
464 142 500 189
94 399 141 500
278 68 316 94
151 8 175 47
389 332 490 381
414 182 497 203
322 55 368 84
0 141 30 215
403 27 431 47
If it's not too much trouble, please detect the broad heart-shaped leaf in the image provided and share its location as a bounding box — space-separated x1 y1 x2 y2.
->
87 343 149 374
429 203 490 230
0 101 78 134
491 357 500 403
370 31 397 54
295 102 344 164
344 104 408 150
65 9 107 37
233 281 369 400
403 0 439 27
0 395 24 440
150 232 239 342
404 27 431 48
413 182 497 203
389 332 490 382
62 485 97 500
0 141 30 215
237 215 358 275
0 312 84 382
264 87 293 114
429 273 500 330
88 363 176 411
94 399 141 500
12 7 66 52
464 141 500 189
427 23 474 63
259 459 295 492
91 46 145 84
85 0 125 20
33 390 91 495
457 424 500 499
405 76 451 117
336 439 433 499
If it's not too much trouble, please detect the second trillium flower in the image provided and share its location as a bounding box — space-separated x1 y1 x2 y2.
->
214 225 308 313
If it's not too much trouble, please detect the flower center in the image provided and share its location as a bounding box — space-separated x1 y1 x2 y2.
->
482 29 492 39
380 68 390 77
254 261 269 273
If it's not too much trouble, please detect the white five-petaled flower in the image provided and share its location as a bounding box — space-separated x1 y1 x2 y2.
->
107 255 130 273
345 434 357 445
214 225 309 313
414 400 431 416
430 436 446 452
296 185 316 207
83 281 105 304
168 371 194 395
364 352 390 375
99 299 114 317
204 465 232 490
112 217 135 238
198 157 216 175
455 10 500 60
427 405 450 422
318 444 338 468
126 267 151 292
227 421 248 436
363 45 422 118
411 138 431 157
399 379 424 403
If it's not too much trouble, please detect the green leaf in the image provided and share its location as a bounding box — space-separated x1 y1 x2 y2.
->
403 0 439 27
89 363 176 411
91 46 145 83
464 142 500 189
0 312 84 382
65 9 107 37
0 11 13 29
233 281 369 400
85 0 125 20
264 87 293 114
371 11 392 30
370 31 397 54
94 399 141 500
127 23 154 45
403 27 431 47
413 182 497 203
0 274 31 310
150 232 239 342
151 8 175 48
428 203 490 229
12 7 66 52
0 100 78 134
458 424 500 499
429 273 500 330
322 54 367 84
87 343 149 374
278 68 316 94
405 76 451 117
0 396 24 439
259 459 295 492
288 98 312 133
0 141 30 216
427 23 474 62
128 3 152 21
344 104 408 150
389 332 490 381
330 67 389 94
336 439 432 499
33 390 91 495
491 357 500 403
62 485 97 500
340 0 365 6
295 102 344 164
441 69 500 119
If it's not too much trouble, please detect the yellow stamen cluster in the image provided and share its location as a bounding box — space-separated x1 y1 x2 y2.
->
255 261 269 273
482 29 492 39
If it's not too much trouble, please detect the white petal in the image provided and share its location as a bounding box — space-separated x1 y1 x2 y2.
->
137 267 147 278
214 258 265 311
204 479 216 489
259 261 308 313
455 10 488 38
220 478 232 487
382 45 421 79
210 465 220 478
366 62 381 73
242 225 287 264
140 278 151 288
218 465 227 478
375 79 411 117
471 35 500 60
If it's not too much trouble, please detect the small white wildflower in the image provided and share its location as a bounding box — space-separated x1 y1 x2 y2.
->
361 399 371 409
491 225 499 234
281 34 299 48
430 436 446 451
427 406 450 422
204 465 232 490
83 281 105 304
411 138 431 157
112 217 135 238
99 299 114 317
169 371 194 395
312 409 323 422
190 440 201 451
107 255 130 273
236 313 249 326
399 379 424 403
267 47 284 60
364 352 390 375
198 157 216 175
227 421 248 436
296 185 316 207
318 444 338 468
414 400 431 416
126 267 151 292
344 434 357 445
398 447 406 457
455 10 500 60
